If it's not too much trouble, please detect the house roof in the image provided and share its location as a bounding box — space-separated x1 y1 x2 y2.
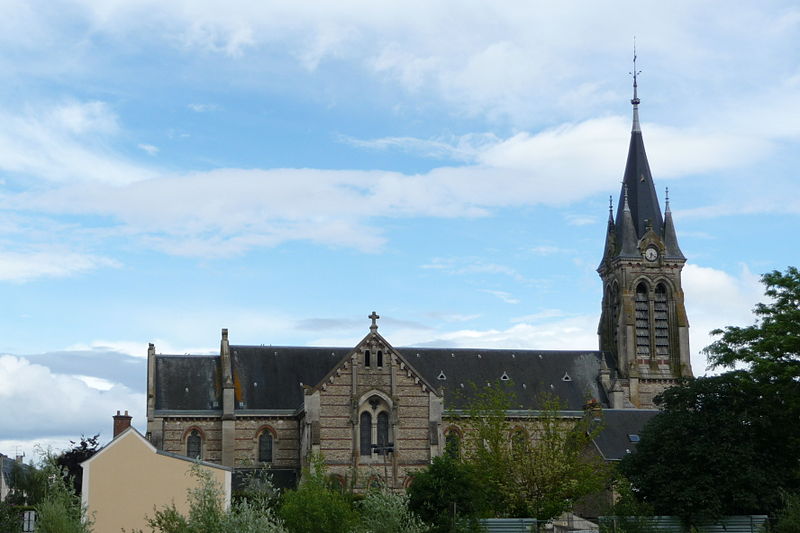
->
154 346 615 413
591 409 658 460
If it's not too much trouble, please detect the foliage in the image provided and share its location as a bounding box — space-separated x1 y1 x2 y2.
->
142 464 286 533
772 492 800 533
4 460 49 506
407 452 487 532
704 266 800 382
56 434 100 496
279 454 357 533
597 477 655 533
620 372 797 523
0 501 23 533
622 268 800 524
459 383 610 520
355 488 427 533
35 456 93 533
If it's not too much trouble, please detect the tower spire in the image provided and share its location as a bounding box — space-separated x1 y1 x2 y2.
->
630 38 641 133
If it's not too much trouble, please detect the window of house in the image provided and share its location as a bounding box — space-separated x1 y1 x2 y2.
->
187 429 202 459
360 411 372 455
377 411 389 453
364 350 371 367
377 350 383 367
259 431 273 463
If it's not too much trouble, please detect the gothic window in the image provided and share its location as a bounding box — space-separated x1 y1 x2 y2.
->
635 283 650 358
377 350 383 367
444 429 461 458
364 350 371 367
360 411 372 455
258 430 273 463
654 283 670 359
377 411 389 453
187 429 202 459
511 428 527 456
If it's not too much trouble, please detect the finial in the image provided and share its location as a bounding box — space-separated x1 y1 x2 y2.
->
608 195 614 221
629 37 642 133
665 187 671 213
369 311 380 332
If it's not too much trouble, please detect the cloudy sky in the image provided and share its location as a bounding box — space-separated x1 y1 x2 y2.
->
1 1 798 461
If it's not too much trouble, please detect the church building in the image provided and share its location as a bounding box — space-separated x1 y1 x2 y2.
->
145 76 692 489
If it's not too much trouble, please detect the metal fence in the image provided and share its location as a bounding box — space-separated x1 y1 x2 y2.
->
598 515 769 533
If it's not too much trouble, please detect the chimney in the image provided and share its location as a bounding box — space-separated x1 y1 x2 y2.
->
113 410 133 437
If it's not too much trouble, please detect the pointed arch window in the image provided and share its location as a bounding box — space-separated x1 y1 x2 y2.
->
377 350 383 368
654 283 670 359
360 411 372 455
444 429 461 458
377 412 389 453
258 431 273 463
187 429 202 459
635 283 650 358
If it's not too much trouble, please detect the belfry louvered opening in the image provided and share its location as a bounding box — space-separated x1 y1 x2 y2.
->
654 283 670 359
635 282 650 358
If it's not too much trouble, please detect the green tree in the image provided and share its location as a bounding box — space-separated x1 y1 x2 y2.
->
56 435 100 496
619 372 792 522
35 456 93 533
279 454 358 533
355 489 426 533
459 383 610 520
407 453 487 533
704 266 800 382
621 267 800 524
142 464 286 533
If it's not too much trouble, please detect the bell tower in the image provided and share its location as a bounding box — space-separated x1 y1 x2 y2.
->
597 58 692 398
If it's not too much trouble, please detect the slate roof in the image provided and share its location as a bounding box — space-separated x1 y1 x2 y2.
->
154 346 616 413
615 126 663 243
591 409 658 460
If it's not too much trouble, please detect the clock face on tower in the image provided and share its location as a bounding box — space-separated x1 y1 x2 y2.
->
644 246 659 262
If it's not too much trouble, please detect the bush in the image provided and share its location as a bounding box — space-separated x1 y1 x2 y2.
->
356 489 426 533
279 455 357 533
35 460 93 533
143 465 286 533
772 492 800 533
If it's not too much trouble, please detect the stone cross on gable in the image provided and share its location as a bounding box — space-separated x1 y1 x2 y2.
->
369 311 380 332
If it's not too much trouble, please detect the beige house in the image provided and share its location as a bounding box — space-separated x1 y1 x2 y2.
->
81 427 231 533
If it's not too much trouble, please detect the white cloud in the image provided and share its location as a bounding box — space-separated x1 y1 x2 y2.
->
0 354 145 441
480 289 519 304
682 263 763 374
187 103 218 112
425 314 598 351
0 101 157 185
138 143 159 155
0 249 119 282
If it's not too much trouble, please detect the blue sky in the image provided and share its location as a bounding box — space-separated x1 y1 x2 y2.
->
2 1 799 460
